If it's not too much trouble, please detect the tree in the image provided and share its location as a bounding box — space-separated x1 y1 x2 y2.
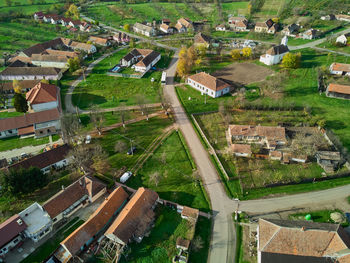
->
192 236 204 251
68 57 81 72
68 144 104 174
14 93 28 113
242 47 252 58
28 0 34 5
1 167 47 195
0 82 8 108
281 52 301 69
176 59 190 78
61 114 83 143
129 38 135 48
13 79 22 94
123 24 130 32
91 147 110 174
65 4 79 20
114 140 127 153
231 49 241 60
90 106 104 135
196 45 207 58
149 172 161 186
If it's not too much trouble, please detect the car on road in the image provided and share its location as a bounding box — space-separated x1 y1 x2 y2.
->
127 146 136 155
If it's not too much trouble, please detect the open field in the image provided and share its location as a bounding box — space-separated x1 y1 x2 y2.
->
317 40 350 55
119 206 193 263
0 0 62 15
21 217 84 263
0 19 71 56
212 62 274 86
127 131 210 212
72 46 172 110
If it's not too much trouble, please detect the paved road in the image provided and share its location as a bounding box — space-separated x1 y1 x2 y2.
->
65 47 126 114
164 51 236 263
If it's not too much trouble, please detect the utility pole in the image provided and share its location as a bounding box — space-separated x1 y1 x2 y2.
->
204 92 207 104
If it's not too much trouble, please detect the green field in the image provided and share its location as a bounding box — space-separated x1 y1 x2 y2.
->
127 131 210 212
0 135 50 152
72 46 172 110
0 19 70 56
289 209 349 226
0 111 23 118
0 0 62 15
317 40 350 55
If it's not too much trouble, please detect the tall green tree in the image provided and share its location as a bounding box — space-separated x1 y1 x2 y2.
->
65 4 80 20
14 93 28 113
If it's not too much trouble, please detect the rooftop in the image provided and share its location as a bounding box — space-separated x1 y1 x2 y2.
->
231 144 252 154
188 72 230 92
26 82 58 105
266 45 289 55
330 63 350 72
19 203 51 236
328 83 350 95
229 125 287 142
0 215 27 248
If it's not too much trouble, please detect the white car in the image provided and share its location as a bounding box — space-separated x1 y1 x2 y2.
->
120 171 132 183
85 135 91 144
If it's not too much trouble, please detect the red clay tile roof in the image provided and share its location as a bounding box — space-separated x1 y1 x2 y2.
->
9 144 70 171
231 144 251 154
26 82 58 105
0 215 27 248
229 125 286 142
181 206 199 220
177 18 192 28
0 108 60 132
0 67 61 77
1 80 40 92
17 125 35 136
176 237 190 249
42 175 106 219
194 32 212 44
188 72 230 92
266 44 289 55
160 23 169 31
61 187 128 256
105 187 158 244
235 20 248 28
330 63 350 73
88 36 109 45
259 219 350 258
328 83 350 95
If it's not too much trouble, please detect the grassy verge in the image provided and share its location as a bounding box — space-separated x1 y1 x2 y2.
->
289 209 349 227
0 136 49 152
0 111 23 118
188 217 212 263
21 217 84 263
127 130 210 212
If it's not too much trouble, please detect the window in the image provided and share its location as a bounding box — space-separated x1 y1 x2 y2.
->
8 130 12 134
13 238 18 244
53 218 57 222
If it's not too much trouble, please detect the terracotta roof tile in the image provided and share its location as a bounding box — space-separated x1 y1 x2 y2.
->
181 206 199 220
229 125 286 142
231 144 251 154
188 72 230 92
26 82 58 105
0 215 27 248
330 63 350 73
266 44 289 55
328 83 350 95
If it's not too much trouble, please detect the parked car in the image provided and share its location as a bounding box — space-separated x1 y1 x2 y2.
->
85 135 91 144
127 146 137 155
120 171 132 183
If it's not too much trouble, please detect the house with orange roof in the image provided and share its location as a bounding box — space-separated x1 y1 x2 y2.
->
326 83 350 100
104 187 159 245
57 187 129 262
329 62 350 76
26 82 61 112
257 218 350 263
187 72 231 98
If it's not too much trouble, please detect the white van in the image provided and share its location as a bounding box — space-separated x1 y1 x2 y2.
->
120 171 132 183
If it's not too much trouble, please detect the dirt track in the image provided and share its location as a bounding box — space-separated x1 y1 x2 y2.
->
213 62 274 85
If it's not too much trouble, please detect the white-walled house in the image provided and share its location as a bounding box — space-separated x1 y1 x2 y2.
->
18 203 52 242
0 67 62 80
26 82 61 112
215 24 226 31
133 51 161 73
187 72 231 98
260 36 289 65
120 49 161 74
133 22 157 37
329 62 350 76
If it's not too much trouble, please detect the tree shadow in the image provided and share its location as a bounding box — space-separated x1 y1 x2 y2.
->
75 93 107 109
325 119 347 130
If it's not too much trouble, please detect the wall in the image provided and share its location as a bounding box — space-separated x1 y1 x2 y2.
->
0 129 18 138
31 61 68 69
0 235 23 257
187 78 216 98
32 101 58 112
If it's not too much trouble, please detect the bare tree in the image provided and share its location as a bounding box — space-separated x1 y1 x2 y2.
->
119 102 128 128
160 151 167 165
192 236 204 251
91 147 110 174
0 81 8 108
90 106 104 135
61 113 83 143
149 172 161 186
114 140 127 153
158 86 171 115
135 94 146 116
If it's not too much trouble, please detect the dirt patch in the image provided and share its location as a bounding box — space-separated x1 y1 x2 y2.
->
108 5 134 19
212 62 274 86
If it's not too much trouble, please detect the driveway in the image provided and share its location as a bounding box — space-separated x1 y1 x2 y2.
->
164 51 236 263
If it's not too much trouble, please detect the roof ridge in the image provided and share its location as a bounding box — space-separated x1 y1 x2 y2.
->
261 221 281 252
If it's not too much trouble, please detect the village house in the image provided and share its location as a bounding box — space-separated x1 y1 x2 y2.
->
57 187 129 262
231 144 252 157
8 144 70 174
104 187 159 245
254 19 274 33
0 67 62 80
326 83 350 100
30 53 71 69
320 14 336 20
228 16 248 31
215 24 226 31
329 62 350 76
336 14 350 22
267 23 279 34
113 32 130 43
174 237 190 263
43 176 106 225
302 28 318 39
162 18 171 25
316 151 341 172
33 11 44 20
180 206 199 223
120 48 161 74
260 36 289 65
257 218 350 263
26 82 60 112
133 22 157 37
336 33 350 45
228 124 287 150
0 108 61 138
88 36 111 47
187 72 231 98
281 23 300 36
176 18 193 33
18 203 52 242
0 215 27 259
159 23 174 34
194 32 212 48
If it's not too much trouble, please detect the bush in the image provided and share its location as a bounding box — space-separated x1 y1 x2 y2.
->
14 93 28 113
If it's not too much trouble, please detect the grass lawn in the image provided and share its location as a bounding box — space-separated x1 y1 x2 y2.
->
193 54 233 75
289 209 349 227
21 217 84 263
0 19 70 56
221 2 248 18
317 40 350 55
96 116 173 173
188 217 212 263
0 135 50 152
127 131 210 212
72 46 172 110
0 0 61 14
0 171 76 223
348 196 350 204
119 206 193 263
288 38 314 46
0 111 23 118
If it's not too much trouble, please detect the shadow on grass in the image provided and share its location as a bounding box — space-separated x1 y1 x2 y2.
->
326 119 347 130
72 93 107 110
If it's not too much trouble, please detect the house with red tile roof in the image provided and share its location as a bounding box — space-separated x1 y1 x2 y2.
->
187 72 231 98
26 82 61 112
231 144 252 157
0 215 27 258
57 187 129 262
329 63 350 76
258 218 350 263
104 187 159 245
42 176 106 224
326 83 350 100
88 36 111 47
